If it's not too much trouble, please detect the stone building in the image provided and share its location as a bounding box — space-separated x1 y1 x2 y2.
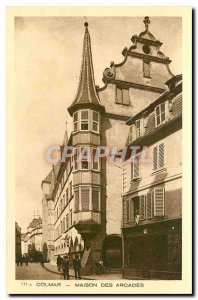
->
121 19 182 279
15 222 21 262
26 216 43 261
41 17 181 276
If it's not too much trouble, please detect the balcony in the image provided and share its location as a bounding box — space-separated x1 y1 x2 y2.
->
73 211 101 240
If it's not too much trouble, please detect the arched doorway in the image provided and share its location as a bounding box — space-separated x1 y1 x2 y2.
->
102 235 122 268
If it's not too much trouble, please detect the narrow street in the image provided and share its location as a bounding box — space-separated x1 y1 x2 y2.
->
16 263 63 280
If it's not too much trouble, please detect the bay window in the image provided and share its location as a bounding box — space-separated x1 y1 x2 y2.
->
73 109 100 133
74 186 101 212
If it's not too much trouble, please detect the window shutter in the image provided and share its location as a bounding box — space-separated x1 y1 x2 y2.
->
140 195 145 220
130 199 134 222
74 189 79 212
154 188 165 216
146 193 152 219
153 146 158 170
158 143 164 169
92 188 100 211
129 126 133 143
81 187 90 211
134 160 139 178
126 199 130 222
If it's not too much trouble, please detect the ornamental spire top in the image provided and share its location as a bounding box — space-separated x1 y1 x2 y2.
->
68 22 104 116
143 16 150 31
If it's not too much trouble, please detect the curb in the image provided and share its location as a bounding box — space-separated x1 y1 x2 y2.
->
42 264 94 280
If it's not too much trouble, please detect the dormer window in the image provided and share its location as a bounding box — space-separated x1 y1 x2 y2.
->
116 87 130 105
155 103 166 126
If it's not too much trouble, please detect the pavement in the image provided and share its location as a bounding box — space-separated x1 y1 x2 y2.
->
15 262 123 280
43 263 124 280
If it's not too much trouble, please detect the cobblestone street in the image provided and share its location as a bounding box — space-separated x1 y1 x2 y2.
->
16 263 63 280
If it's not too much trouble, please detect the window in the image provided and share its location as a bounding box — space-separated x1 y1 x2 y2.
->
74 148 78 170
92 187 100 211
155 102 166 126
70 181 72 199
116 87 130 105
73 112 78 132
66 214 69 230
92 111 99 132
74 188 79 211
81 110 89 130
129 125 133 143
131 158 140 179
81 186 90 211
153 187 165 216
143 61 151 78
93 148 99 170
153 143 165 171
136 119 141 138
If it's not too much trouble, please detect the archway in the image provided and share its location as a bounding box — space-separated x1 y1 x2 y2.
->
102 235 122 268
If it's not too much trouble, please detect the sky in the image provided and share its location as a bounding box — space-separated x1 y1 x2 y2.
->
15 16 182 232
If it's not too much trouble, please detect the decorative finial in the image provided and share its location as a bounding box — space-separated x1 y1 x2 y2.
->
84 16 88 27
143 16 150 31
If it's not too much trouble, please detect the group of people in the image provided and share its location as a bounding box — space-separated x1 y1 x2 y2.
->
57 255 81 280
16 254 29 266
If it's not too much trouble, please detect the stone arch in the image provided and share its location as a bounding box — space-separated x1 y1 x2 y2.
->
102 234 122 268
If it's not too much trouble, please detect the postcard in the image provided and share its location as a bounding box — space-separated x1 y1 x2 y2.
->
7 6 192 294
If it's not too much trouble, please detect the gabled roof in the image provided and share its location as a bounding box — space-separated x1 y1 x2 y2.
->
68 23 104 115
28 218 42 229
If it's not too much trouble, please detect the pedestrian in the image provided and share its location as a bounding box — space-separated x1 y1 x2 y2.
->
57 255 62 272
62 256 70 280
40 256 44 267
73 255 81 279
19 254 23 266
25 256 29 266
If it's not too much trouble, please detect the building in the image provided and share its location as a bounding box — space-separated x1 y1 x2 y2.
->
121 20 182 279
15 222 21 262
26 216 43 261
21 233 28 256
41 17 181 276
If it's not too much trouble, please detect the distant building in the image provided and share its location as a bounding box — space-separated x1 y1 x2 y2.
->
26 217 43 261
21 233 28 256
15 222 21 262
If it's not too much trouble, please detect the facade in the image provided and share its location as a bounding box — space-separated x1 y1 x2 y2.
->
41 17 181 276
122 77 182 278
26 217 43 261
21 233 28 256
15 222 21 262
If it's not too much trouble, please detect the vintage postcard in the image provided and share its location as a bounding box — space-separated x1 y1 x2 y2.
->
7 6 192 294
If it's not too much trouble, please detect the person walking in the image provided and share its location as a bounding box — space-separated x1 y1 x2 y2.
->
62 256 70 280
19 254 23 266
57 255 62 272
73 255 81 279
25 256 29 266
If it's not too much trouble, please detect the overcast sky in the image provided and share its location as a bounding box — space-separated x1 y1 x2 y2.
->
15 16 182 232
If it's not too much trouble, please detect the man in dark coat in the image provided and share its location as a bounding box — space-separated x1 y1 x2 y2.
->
62 256 70 280
57 255 62 272
73 255 81 279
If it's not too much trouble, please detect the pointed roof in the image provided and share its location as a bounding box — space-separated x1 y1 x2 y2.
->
68 22 104 115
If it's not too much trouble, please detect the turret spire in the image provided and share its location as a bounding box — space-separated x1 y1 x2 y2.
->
68 22 104 115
